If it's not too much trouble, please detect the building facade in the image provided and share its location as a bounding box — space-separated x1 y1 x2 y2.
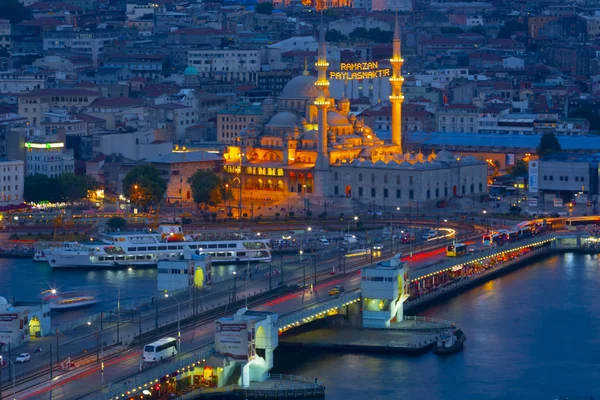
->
0 160 25 205
187 49 260 83
25 140 74 177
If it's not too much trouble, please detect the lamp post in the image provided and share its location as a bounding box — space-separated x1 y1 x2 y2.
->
232 271 237 302
87 321 104 378
348 215 358 234
483 209 488 232
237 153 245 229
0 355 15 399
299 249 306 288
225 183 229 209
133 184 139 212
164 293 181 351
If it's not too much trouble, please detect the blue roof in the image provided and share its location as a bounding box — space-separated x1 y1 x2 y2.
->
405 132 600 151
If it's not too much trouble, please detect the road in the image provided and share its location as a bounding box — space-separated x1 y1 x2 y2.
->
1 226 484 399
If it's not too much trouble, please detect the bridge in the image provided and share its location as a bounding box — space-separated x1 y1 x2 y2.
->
277 290 361 334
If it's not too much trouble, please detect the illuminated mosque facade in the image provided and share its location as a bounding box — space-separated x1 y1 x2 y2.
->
223 16 487 207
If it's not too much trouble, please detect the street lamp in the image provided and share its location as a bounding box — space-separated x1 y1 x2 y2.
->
225 183 229 209
348 215 358 234
237 153 245 228
483 209 488 232
232 271 237 302
87 321 104 377
0 355 15 399
164 293 181 351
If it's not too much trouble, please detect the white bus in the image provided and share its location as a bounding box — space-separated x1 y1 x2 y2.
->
143 337 178 362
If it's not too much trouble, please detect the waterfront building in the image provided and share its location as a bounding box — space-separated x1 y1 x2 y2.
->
361 253 408 328
528 154 600 200
0 296 51 347
0 159 24 205
25 139 74 177
186 49 261 83
221 16 487 207
157 253 212 291
146 148 222 205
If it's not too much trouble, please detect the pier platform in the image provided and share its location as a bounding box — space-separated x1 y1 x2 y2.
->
179 374 325 399
279 316 451 354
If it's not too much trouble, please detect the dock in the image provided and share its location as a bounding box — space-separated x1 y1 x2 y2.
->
279 315 452 354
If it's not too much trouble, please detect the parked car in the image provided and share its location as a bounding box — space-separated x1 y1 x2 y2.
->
16 353 31 363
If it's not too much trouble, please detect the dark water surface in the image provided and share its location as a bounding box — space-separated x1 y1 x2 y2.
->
0 258 241 325
272 253 600 400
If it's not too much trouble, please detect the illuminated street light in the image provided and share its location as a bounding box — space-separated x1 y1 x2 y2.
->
164 293 181 350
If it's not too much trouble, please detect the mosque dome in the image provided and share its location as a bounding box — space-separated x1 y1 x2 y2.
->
267 111 300 127
436 150 454 162
327 110 351 126
303 130 319 141
183 66 198 76
280 75 330 99
0 296 7 305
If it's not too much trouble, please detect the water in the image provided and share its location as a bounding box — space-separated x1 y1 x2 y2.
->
0 258 245 325
272 253 600 400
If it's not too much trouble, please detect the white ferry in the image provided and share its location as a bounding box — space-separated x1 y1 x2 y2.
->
42 224 272 269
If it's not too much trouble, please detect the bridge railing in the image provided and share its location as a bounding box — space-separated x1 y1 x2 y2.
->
410 234 556 281
98 345 214 400
277 290 361 329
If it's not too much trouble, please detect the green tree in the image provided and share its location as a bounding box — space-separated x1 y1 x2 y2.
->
507 159 528 176
123 165 167 208
58 173 99 202
537 133 562 157
570 107 600 130
326 29 348 42
0 0 32 23
106 216 126 231
24 174 59 203
469 25 487 36
255 2 273 14
187 170 222 207
497 20 526 39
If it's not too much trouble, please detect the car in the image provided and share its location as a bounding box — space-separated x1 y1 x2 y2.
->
372 243 384 251
328 285 345 296
16 353 31 363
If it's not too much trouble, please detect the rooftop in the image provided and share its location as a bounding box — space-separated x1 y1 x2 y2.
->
145 151 221 164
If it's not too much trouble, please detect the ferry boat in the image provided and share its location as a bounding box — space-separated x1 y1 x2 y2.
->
42 224 272 269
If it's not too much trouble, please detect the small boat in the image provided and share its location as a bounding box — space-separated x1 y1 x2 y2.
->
434 328 466 354
50 296 98 310
33 250 47 262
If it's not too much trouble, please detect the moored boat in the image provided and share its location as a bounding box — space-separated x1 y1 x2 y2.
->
434 328 466 354
42 224 272 269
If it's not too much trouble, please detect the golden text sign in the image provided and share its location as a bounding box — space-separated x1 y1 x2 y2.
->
329 61 391 80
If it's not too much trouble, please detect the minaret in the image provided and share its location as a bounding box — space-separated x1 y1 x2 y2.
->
314 14 329 158
389 13 404 150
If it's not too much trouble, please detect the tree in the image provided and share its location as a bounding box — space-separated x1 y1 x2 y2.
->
441 27 464 35
24 175 60 203
537 133 562 156
326 29 348 42
255 2 273 14
123 165 167 208
570 107 600 130
497 20 526 39
58 173 99 202
187 170 222 207
469 25 487 36
507 159 528 177
106 216 126 231
0 0 32 24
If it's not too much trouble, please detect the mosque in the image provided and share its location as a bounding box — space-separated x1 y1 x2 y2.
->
222 16 487 209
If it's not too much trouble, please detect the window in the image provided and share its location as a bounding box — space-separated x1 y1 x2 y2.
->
358 173 363 182
470 184 474 193
544 175 547 181
575 177 579 182
565 176 569 181
409 176 413 184
371 174 375 184
462 186 465 195
396 175 400 185
358 187 363 196
435 188 439 197
371 188 376 197
384 188 388 198
334 186 339 195
384 174 388 184
426 189 430 199
409 190 414 199
549 176 553 181
334 172 338 180
445 187 448 197
396 189 401 199
559 176 563 181
479 183 482 192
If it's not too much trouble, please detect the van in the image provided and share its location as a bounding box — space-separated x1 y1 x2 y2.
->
343 234 357 244
319 238 330 246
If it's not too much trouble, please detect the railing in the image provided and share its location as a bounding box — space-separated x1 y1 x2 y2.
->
99 345 215 400
405 245 549 310
410 234 557 281
276 290 361 329
403 315 455 326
